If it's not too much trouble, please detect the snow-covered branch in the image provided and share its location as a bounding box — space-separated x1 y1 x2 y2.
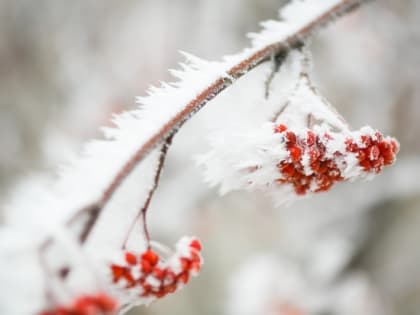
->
67 0 370 245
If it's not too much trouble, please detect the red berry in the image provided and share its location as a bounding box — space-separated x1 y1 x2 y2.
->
155 290 167 298
289 146 302 162
178 272 190 284
189 239 202 251
274 124 287 133
285 131 296 144
164 283 177 294
357 150 366 162
180 258 191 271
111 265 126 283
140 259 153 274
38 293 117 315
294 185 307 195
141 250 159 266
141 283 152 296
125 252 137 265
94 293 117 312
359 159 371 171
153 267 166 280
280 163 295 177
361 135 371 147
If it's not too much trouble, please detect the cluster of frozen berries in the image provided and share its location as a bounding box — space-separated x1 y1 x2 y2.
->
274 124 399 195
38 292 117 315
345 132 399 173
110 237 202 300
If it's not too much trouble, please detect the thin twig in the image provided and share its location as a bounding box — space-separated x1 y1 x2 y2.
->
265 41 304 99
122 134 174 249
271 102 290 123
264 50 289 99
67 0 369 244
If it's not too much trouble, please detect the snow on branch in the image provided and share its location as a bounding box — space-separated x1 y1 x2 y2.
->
66 0 369 244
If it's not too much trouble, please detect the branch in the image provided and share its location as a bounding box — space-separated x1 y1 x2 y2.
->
66 0 370 244
122 134 174 249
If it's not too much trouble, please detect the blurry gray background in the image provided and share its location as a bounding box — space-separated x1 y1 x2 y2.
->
1 1 420 314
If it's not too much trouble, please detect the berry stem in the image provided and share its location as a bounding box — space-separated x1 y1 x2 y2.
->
122 134 174 249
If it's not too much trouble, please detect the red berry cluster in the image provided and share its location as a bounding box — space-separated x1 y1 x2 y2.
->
275 124 343 195
345 132 399 173
274 124 399 195
38 292 117 315
110 237 202 300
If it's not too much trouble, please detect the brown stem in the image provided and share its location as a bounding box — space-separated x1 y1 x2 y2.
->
122 134 174 249
67 0 369 244
264 48 290 99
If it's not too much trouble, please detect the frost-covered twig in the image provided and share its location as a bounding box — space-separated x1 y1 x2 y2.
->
122 134 174 249
67 0 370 245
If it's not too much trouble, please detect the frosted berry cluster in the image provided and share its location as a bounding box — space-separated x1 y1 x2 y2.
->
345 132 399 173
38 292 117 315
110 237 202 300
274 124 399 195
